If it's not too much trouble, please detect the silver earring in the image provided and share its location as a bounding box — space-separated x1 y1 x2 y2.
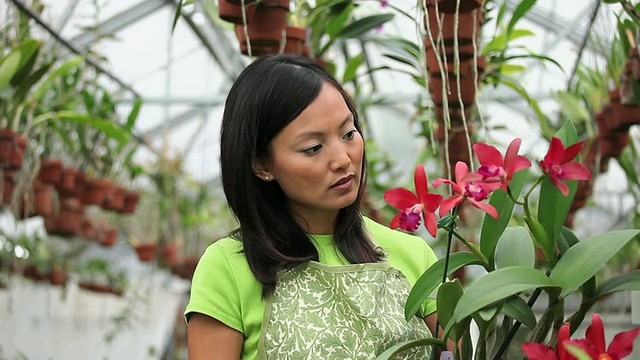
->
265 176 269 181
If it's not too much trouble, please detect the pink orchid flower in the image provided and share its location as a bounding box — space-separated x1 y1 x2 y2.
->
473 138 532 190
539 137 591 196
521 324 572 360
384 164 443 237
564 314 640 360
432 161 501 219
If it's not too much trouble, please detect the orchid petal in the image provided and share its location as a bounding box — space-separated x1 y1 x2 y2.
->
454 161 470 183
560 141 584 164
423 210 439 237
558 325 572 360
607 328 640 358
414 164 429 204
511 156 532 175
521 342 559 360
439 196 463 217
586 314 606 354
550 177 570 196
468 199 499 219
473 142 504 167
422 193 443 213
561 163 592 181
389 212 403 229
544 137 565 164
384 188 419 209
563 339 597 359
503 138 522 175
433 178 463 195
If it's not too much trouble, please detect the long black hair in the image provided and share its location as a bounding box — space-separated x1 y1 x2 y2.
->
219 54 382 296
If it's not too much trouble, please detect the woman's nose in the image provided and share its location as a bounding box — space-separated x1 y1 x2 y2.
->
329 145 351 171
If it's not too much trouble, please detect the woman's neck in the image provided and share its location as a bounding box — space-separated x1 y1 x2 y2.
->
292 210 338 235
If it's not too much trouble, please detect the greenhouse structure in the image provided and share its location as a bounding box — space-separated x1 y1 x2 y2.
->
0 0 639 359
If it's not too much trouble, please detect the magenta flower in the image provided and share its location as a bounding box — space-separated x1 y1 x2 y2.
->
564 314 640 360
539 137 591 196
473 138 532 190
433 161 502 219
521 324 572 360
384 164 443 237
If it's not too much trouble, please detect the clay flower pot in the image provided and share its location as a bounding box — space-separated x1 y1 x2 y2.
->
37 158 63 184
424 0 484 14
134 242 157 262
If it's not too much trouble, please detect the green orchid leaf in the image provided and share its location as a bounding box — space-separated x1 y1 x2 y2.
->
557 226 580 254
502 296 536 329
382 53 418 69
498 78 553 138
342 54 363 83
592 269 640 299
375 338 443 360
507 0 537 35
494 226 536 270
507 28 535 41
336 13 394 39
537 121 579 251
436 280 463 340
33 56 84 100
405 252 484 321
549 230 640 297
480 170 527 267
477 304 501 323
50 110 130 144
0 50 21 90
525 216 554 261
325 4 352 38
450 267 559 324
617 152 640 186
10 39 41 88
12 62 53 104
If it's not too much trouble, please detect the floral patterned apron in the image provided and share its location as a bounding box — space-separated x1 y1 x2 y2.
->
257 261 432 359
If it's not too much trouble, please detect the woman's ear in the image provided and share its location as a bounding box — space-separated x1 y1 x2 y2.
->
251 157 273 182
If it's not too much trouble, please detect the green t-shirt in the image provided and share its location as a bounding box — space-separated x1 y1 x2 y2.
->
185 217 439 359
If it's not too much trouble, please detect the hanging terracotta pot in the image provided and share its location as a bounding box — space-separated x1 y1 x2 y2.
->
424 7 482 47
424 0 484 14
134 242 157 262
31 180 54 217
242 0 289 47
236 24 279 56
429 73 477 107
219 0 257 24
0 129 15 166
425 42 477 75
121 190 141 214
2 171 15 205
609 88 640 132
162 242 180 266
44 197 83 236
80 178 111 206
171 257 199 280
282 26 306 55
54 166 77 198
100 227 118 247
37 158 63 184
49 266 68 286
102 184 126 212
6 133 26 171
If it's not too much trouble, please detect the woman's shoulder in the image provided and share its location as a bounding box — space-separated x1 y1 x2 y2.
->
199 236 246 267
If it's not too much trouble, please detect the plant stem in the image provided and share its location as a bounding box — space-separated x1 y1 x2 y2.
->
452 230 489 268
431 211 457 360
522 176 543 221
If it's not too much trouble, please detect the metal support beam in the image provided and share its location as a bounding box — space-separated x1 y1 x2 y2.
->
164 0 245 82
69 0 168 50
9 0 141 99
142 107 210 137
504 0 611 56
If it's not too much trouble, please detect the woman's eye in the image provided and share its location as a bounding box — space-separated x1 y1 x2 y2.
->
303 144 322 155
344 129 357 140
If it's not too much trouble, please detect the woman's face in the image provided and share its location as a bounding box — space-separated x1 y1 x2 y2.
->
264 83 364 230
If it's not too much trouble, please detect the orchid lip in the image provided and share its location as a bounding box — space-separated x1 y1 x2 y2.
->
330 174 355 188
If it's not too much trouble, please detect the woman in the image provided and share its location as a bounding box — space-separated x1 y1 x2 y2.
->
186 54 443 359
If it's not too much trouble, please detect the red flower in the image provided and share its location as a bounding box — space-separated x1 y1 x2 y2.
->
384 164 443 237
432 161 501 219
564 314 640 360
473 138 532 190
521 323 573 360
539 137 591 196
